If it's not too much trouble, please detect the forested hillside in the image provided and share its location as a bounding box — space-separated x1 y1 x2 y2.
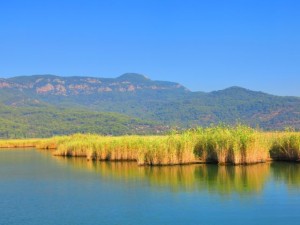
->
1 73 300 137
0 104 165 138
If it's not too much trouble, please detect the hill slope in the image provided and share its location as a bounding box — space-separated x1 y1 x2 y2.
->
0 104 166 138
1 73 300 132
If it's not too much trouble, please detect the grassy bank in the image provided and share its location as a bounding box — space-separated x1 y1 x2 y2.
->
1 125 300 165
0 139 38 148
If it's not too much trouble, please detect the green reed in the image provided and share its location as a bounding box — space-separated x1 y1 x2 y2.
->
270 132 300 161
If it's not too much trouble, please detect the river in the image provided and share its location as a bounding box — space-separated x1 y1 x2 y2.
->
1 149 300 225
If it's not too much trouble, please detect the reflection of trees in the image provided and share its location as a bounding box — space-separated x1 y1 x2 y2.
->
271 163 300 188
53 156 275 197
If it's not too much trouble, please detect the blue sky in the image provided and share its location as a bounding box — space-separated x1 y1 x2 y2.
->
0 0 299 96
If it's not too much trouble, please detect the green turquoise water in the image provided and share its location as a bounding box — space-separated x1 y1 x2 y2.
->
1 149 300 225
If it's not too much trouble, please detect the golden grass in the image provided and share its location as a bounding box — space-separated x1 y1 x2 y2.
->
51 133 200 165
1 125 300 165
194 125 272 164
270 132 300 161
0 139 39 148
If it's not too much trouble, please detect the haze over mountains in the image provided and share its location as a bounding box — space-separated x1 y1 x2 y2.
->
1 73 300 138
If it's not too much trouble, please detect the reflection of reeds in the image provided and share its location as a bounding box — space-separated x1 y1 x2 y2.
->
52 156 271 196
195 163 271 195
271 162 300 188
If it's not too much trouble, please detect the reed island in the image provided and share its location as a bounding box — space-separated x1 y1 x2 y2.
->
1 125 299 166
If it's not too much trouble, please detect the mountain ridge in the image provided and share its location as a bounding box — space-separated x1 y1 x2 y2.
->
1 73 300 132
3 74 298 97
2 73 188 96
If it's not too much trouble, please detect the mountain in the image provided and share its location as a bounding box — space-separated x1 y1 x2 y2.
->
1 73 300 137
4 73 187 96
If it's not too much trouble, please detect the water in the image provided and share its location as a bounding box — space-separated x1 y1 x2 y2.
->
1 149 300 225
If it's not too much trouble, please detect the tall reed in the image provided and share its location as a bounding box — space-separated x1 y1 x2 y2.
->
0 139 38 148
270 132 300 161
2 126 300 165
194 125 270 164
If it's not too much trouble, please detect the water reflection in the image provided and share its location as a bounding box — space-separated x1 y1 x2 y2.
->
271 162 300 188
52 156 299 197
2 150 300 225
195 164 270 195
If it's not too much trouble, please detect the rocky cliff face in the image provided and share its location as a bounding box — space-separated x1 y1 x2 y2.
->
1 73 188 96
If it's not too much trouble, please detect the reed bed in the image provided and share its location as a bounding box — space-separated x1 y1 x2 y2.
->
1 125 300 165
270 132 300 161
0 138 39 148
194 125 272 164
36 125 283 165
50 133 200 165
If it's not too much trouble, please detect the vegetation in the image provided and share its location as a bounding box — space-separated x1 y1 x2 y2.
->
0 138 38 148
194 126 271 164
0 104 165 138
270 132 300 161
40 133 200 165
1 74 300 131
2 125 300 166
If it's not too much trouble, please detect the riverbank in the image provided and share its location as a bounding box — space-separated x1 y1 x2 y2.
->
1 126 300 166
0 139 39 148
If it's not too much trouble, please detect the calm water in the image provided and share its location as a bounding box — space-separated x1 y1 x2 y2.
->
1 149 300 225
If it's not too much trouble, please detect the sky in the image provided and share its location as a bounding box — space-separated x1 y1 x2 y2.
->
0 0 299 96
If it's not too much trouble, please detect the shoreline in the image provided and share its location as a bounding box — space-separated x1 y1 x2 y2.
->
1 126 300 166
